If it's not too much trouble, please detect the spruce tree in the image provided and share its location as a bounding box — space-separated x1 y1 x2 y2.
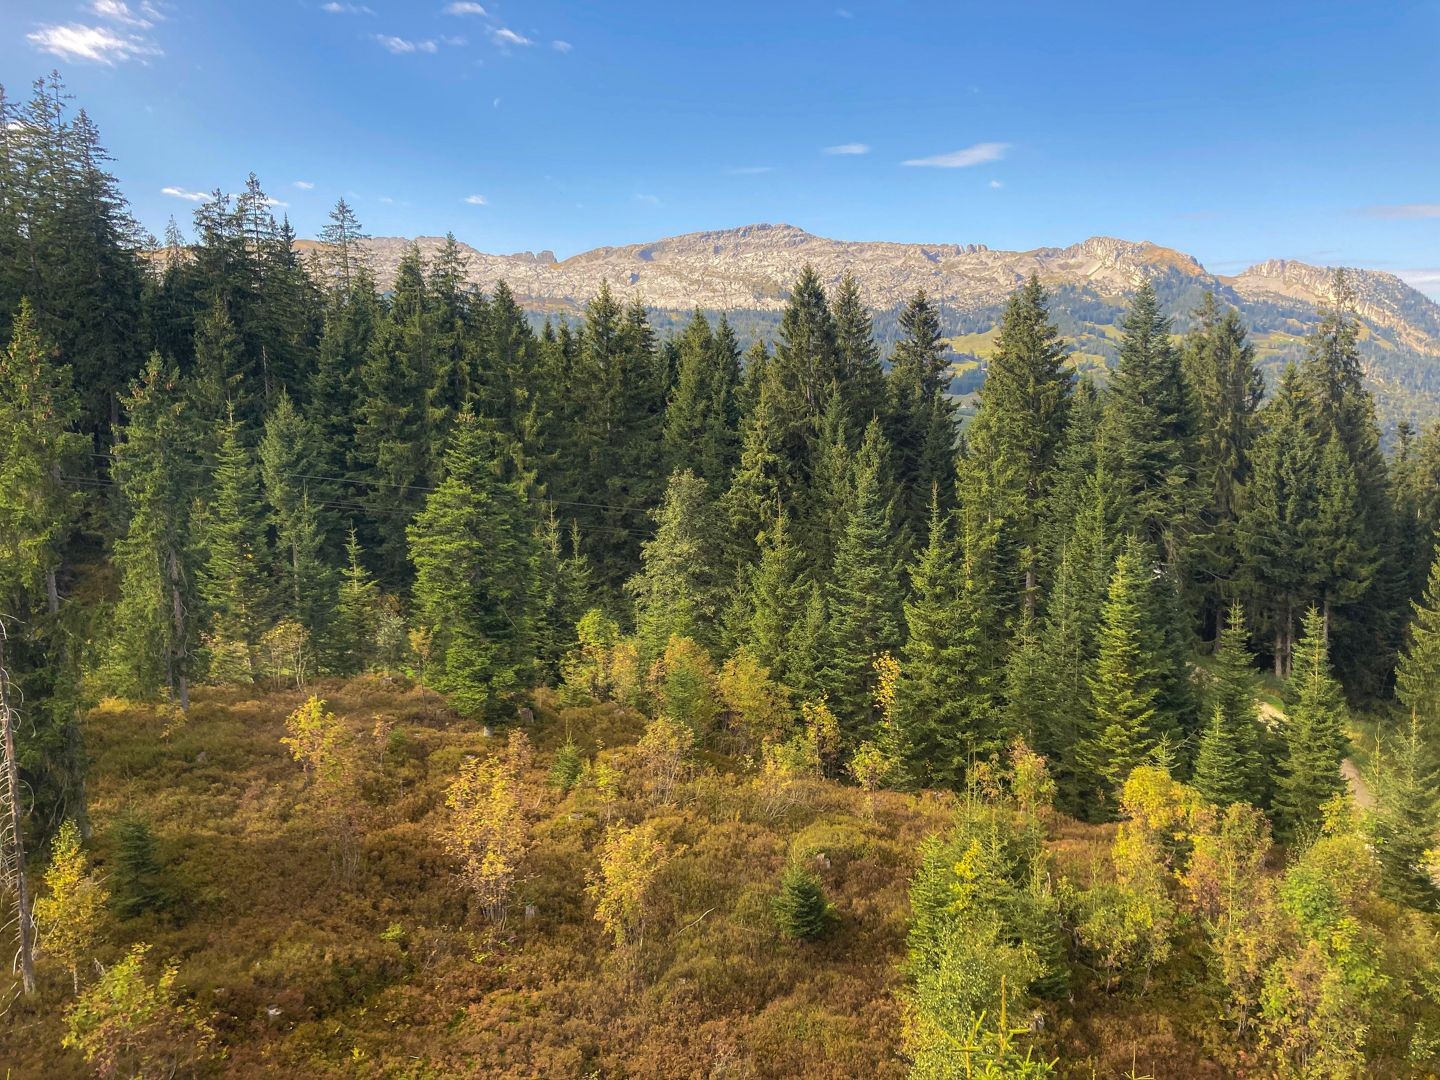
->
964 274 1071 617
626 469 727 659
743 508 806 681
885 290 954 548
1236 365 1322 676
830 272 885 427
894 494 970 785
1196 603 1264 805
821 419 902 735
333 527 380 674
111 354 201 707
1370 717 1440 911
354 245 436 583
1275 607 1348 839
1193 706 1251 808
1079 540 1161 808
407 408 537 721
1102 282 1197 560
1396 544 1440 740
1182 295 1262 632
260 392 337 652
196 412 270 673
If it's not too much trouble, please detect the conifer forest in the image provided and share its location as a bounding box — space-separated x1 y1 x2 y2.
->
6 74 1440 1079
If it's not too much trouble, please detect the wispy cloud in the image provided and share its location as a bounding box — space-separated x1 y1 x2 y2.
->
463 194 488 205
293 180 315 190
902 141 1010 168
552 39 572 52
1395 268 1440 300
321 2 375 13
91 1 158 28
1361 203 1440 220
490 27 533 46
374 34 438 54
443 1 488 14
824 142 869 155
728 165 774 175
989 179 1004 189
161 185 206 201
634 193 660 205
378 196 395 204
835 8 854 17
28 22 161 64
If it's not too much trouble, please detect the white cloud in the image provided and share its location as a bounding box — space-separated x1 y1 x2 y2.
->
264 196 289 208
1363 203 1440 220
824 142 869 155
374 34 438 53
728 165 773 175
552 39 572 52
443 1 488 14
441 35 467 45
463 194 488 205
491 27 533 46
634 193 660 205
378 196 395 204
492 97 502 108
322 2 376 13
91 1 153 28
902 141 1011 168
161 185 206 201
28 22 161 65
293 180 315 190
989 179 1004 189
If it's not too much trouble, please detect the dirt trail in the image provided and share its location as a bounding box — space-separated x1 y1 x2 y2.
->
1256 701 1374 809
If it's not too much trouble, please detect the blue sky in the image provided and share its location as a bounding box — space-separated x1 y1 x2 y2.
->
4 1 1438 296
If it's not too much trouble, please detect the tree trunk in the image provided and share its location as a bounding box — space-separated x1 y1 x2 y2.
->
0 631 37 995
168 547 190 711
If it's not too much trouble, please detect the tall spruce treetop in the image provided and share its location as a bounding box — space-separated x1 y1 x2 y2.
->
1236 364 1322 675
885 290 955 547
771 264 840 440
663 310 739 489
964 274 1071 615
1182 294 1262 628
1103 282 1197 557
830 272 885 427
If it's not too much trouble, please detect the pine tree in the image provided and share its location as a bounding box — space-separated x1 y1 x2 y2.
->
1102 282 1197 560
722 372 790 568
1079 540 1161 808
407 408 537 720
1193 706 1252 808
830 272 885 427
627 469 727 659
1182 295 1262 632
768 264 839 463
260 392 337 653
354 245 437 584
965 274 1072 617
885 290 954 548
821 419 902 735
1275 607 1348 839
187 294 248 435
1236 365 1322 676
663 310 739 488
111 355 201 707
333 527 380 674
894 494 970 785
773 863 832 940
743 508 806 681
1197 603 1264 804
1396 544 1440 740
196 411 270 675
1370 716 1439 911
